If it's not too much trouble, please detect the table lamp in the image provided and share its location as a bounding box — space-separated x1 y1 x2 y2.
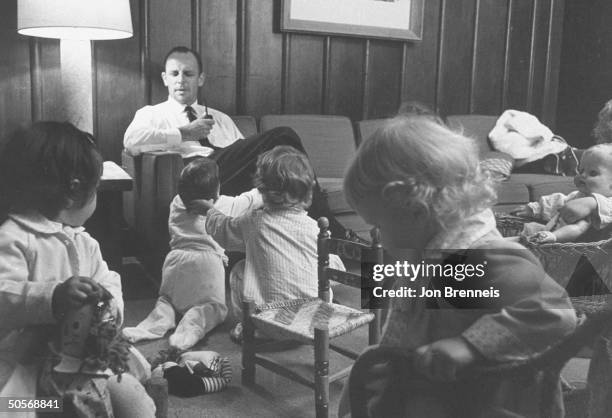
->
17 0 133 132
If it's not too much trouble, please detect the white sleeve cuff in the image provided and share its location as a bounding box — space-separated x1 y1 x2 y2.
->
25 281 59 324
167 128 182 147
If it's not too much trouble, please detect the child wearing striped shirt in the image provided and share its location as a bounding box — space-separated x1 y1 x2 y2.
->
188 146 344 341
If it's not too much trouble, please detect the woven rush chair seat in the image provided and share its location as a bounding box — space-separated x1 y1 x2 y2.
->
250 298 375 344
495 213 612 291
241 218 383 418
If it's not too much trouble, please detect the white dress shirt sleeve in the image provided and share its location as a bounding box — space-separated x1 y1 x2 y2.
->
124 106 183 155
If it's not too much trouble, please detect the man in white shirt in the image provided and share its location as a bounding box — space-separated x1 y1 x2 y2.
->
124 46 349 238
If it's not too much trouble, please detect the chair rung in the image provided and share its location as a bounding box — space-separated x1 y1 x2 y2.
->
330 343 359 360
329 238 368 261
255 353 315 389
327 269 362 288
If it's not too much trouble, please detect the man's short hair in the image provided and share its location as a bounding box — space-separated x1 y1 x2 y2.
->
178 158 219 205
163 46 203 74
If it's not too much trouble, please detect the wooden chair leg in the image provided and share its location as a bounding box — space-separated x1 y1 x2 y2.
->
314 328 330 418
369 309 381 345
242 300 256 385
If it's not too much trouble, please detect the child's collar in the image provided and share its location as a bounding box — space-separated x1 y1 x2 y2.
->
9 212 85 235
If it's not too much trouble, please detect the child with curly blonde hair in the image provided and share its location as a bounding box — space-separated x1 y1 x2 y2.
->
339 115 576 418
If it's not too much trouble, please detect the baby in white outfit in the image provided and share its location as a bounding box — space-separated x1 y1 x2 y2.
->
514 144 612 243
123 158 262 349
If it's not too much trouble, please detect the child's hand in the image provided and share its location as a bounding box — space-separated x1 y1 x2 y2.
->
413 337 479 381
510 205 534 217
528 231 556 244
558 197 596 223
52 276 104 319
186 199 215 215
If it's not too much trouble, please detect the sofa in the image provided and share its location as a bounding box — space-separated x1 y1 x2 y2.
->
121 114 577 275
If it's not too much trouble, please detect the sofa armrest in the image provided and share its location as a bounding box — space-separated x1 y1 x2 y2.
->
139 151 184 245
121 150 141 229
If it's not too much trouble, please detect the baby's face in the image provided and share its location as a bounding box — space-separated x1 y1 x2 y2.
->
575 151 612 196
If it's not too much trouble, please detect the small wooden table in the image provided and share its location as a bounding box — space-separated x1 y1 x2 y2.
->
86 161 133 271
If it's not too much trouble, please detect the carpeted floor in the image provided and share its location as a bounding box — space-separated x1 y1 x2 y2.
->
120 258 592 418
121 259 366 418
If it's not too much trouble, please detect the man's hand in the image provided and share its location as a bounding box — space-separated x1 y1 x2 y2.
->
187 199 215 216
52 276 105 319
558 197 597 223
510 205 534 217
413 337 479 381
178 117 215 142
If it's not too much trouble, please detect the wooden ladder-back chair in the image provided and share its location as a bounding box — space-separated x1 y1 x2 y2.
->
241 217 383 418
348 294 612 418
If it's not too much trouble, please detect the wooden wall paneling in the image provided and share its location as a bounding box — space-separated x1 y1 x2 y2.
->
37 39 62 121
364 40 404 119
503 0 534 111
555 0 590 145
29 39 42 122
93 0 144 162
402 0 441 112
149 0 192 105
527 0 551 117
542 0 565 130
243 0 283 117
327 37 365 121
285 34 325 114
321 36 332 114
470 0 509 115
0 0 32 140
199 0 239 114
437 0 477 116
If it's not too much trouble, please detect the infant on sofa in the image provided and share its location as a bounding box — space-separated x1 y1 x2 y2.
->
513 143 612 243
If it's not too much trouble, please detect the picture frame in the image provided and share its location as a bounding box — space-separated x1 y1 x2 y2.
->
280 0 424 42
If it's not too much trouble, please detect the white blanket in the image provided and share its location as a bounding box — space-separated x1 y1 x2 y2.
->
489 109 567 166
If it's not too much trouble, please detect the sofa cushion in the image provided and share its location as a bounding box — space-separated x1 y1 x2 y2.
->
446 114 497 156
231 115 258 138
260 115 357 179
355 119 385 145
495 180 530 206
319 178 351 215
528 179 578 201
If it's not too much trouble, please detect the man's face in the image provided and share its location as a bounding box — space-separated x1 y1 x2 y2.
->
162 52 204 105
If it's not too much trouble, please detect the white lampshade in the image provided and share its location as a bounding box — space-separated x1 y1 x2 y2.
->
18 0 133 40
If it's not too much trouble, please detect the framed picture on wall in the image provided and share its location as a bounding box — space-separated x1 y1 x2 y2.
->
281 0 424 41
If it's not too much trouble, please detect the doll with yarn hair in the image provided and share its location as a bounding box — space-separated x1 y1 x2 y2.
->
39 289 152 418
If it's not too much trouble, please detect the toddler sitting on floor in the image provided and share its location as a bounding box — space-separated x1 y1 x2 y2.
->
188 146 344 341
513 143 612 243
123 158 262 349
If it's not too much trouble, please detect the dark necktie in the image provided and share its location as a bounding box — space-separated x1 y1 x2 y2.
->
184 106 219 150
184 105 197 122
